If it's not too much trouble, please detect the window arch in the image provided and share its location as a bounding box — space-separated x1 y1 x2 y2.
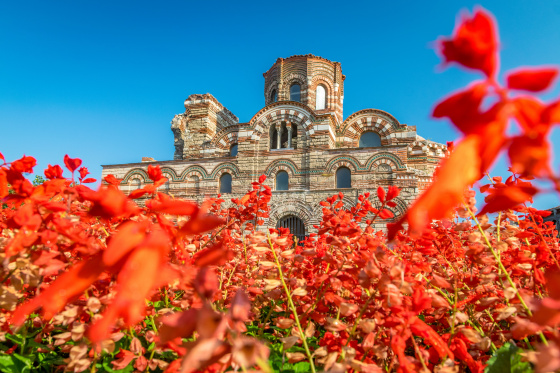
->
219 173 232 194
230 144 238 157
275 171 289 191
359 131 381 147
290 84 301 102
270 89 277 103
336 167 351 189
316 85 326 110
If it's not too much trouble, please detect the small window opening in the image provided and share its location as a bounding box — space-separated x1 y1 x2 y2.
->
270 127 278 149
219 173 232 194
336 167 351 189
276 171 289 191
290 84 301 102
230 144 238 157
316 85 326 110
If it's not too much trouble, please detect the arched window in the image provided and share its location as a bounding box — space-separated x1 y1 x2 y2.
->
270 89 277 103
290 84 301 102
291 123 298 149
280 122 289 148
316 85 326 110
359 132 381 147
230 144 238 157
336 167 351 189
219 173 232 194
276 171 289 191
276 215 306 243
270 127 278 149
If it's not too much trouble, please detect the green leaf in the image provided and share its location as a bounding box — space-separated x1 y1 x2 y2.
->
5 334 24 345
1 353 34 373
0 355 18 373
485 342 533 373
102 357 135 373
293 361 311 373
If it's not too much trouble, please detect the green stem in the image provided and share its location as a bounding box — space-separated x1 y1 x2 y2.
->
466 204 548 346
268 235 316 373
345 291 376 346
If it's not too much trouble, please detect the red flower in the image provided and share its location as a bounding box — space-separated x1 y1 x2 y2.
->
44 164 64 180
63 154 82 174
437 8 498 77
104 174 122 186
506 67 558 92
478 182 538 216
78 167 90 180
390 136 482 238
12 254 106 325
147 165 163 182
11 155 37 174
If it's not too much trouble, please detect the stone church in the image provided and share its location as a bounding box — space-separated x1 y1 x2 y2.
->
102 54 445 239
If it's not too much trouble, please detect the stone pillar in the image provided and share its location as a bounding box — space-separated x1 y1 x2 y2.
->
276 125 283 149
287 124 293 148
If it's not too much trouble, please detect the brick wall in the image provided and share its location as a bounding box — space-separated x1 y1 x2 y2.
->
103 55 446 233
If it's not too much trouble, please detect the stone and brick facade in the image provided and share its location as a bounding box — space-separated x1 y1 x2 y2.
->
102 54 445 235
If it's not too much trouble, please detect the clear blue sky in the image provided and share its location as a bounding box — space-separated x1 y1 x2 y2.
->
1 0 560 208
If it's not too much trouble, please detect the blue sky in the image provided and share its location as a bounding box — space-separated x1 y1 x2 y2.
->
1 0 560 208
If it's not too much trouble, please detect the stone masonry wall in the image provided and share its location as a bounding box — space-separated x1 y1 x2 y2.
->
102 54 446 234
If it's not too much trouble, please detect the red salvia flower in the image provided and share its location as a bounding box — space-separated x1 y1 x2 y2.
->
63 154 82 174
437 8 499 78
506 67 559 92
44 164 64 179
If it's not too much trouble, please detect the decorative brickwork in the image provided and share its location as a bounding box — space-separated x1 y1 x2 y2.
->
102 55 445 232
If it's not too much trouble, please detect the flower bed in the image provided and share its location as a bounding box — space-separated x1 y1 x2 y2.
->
1 7 560 373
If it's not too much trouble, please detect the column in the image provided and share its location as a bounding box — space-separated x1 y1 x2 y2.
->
287 124 293 149
276 125 283 149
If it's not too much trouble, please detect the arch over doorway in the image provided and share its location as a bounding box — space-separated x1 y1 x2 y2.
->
276 215 307 243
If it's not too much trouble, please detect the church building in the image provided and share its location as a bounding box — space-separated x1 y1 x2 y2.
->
102 55 445 239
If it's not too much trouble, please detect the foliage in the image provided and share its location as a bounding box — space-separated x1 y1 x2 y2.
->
32 176 45 187
1 6 560 373
485 343 533 373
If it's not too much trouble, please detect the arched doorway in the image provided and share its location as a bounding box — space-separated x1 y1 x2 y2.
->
276 215 306 243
